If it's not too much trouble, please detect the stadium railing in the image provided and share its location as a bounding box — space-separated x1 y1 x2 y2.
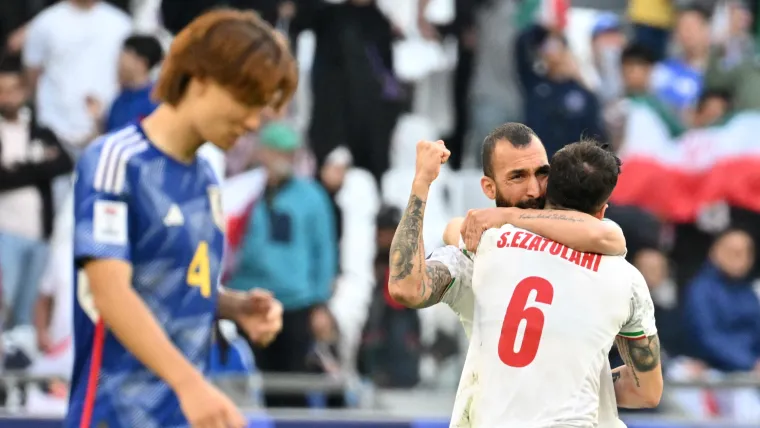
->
0 371 759 425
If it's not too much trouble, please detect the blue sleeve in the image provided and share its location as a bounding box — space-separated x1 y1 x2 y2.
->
73 146 132 264
308 184 337 304
685 278 757 370
104 104 116 133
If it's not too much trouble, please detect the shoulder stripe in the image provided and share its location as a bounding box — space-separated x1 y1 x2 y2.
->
111 141 149 194
93 126 147 194
93 126 138 191
617 331 646 339
100 131 144 193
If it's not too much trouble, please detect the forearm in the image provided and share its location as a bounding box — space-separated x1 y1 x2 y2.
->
92 274 204 390
612 365 652 408
33 296 53 335
388 180 451 308
510 209 626 255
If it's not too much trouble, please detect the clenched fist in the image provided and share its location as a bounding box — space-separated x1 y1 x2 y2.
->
415 140 450 186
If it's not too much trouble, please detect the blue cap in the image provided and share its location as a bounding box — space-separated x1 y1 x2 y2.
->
592 12 622 39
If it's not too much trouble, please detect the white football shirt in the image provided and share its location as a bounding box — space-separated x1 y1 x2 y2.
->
463 224 656 427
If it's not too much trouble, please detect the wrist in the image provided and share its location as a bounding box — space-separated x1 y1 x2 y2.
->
411 177 432 195
168 364 205 393
217 288 247 321
496 207 518 226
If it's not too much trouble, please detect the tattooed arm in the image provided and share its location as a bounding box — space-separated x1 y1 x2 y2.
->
612 334 664 408
388 181 454 308
458 207 626 255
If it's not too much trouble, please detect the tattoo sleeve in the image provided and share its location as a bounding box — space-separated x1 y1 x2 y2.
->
390 194 426 283
615 335 661 387
389 194 453 308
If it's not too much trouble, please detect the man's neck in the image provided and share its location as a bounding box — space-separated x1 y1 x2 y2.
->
123 76 152 91
0 112 19 122
140 105 205 164
682 48 708 70
69 0 97 9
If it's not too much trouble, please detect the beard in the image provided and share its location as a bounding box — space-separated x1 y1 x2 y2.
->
495 193 546 209
0 105 19 120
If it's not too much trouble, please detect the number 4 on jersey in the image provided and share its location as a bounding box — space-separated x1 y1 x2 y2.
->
499 276 554 367
187 241 211 297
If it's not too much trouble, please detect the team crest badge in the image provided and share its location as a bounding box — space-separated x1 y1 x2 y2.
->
207 186 225 232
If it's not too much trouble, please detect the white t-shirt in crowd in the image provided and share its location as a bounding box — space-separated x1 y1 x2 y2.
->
23 1 132 146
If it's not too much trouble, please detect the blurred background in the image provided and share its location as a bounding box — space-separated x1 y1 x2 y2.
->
1 0 760 427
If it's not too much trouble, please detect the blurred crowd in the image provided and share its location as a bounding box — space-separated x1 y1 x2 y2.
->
1 0 760 422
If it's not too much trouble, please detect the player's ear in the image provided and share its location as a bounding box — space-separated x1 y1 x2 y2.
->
594 203 608 220
481 176 496 201
187 76 209 98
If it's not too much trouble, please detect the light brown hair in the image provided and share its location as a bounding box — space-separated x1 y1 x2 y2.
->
153 9 298 109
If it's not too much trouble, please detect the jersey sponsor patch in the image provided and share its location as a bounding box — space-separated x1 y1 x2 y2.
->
93 200 128 245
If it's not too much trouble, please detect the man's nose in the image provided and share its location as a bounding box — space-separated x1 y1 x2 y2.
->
525 176 541 198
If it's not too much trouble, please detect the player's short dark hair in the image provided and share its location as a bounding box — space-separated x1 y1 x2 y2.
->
123 34 165 70
482 123 537 178
546 139 622 215
621 43 657 66
678 4 712 22
696 89 731 112
376 204 402 230
0 54 22 75
153 9 298 109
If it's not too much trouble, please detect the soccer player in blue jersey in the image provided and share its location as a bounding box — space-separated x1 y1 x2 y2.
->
66 9 298 428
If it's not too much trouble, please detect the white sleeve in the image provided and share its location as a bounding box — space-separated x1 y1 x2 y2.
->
618 269 657 339
22 16 48 68
427 245 475 338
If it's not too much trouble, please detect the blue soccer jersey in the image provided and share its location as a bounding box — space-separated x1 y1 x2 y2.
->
66 124 225 428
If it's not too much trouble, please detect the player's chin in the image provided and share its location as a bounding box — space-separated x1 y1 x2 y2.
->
209 136 239 152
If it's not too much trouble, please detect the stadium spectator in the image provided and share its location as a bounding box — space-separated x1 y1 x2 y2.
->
0 1 52 54
628 0 675 61
516 23 606 160
651 5 711 121
358 205 421 388
683 229 760 374
96 34 163 133
589 12 626 106
704 0 760 111
692 89 731 127
225 122 337 404
0 55 72 328
22 0 131 150
676 229 760 420
620 43 685 138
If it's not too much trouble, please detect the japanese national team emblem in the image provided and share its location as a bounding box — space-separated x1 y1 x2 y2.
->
208 186 225 232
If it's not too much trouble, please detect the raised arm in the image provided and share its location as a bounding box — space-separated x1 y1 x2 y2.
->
458 207 625 255
388 141 454 308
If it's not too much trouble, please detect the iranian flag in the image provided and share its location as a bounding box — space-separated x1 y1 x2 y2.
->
610 102 760 223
